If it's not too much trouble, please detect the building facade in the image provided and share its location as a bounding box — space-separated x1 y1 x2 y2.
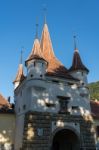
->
0 94 15 150
13 21 96 150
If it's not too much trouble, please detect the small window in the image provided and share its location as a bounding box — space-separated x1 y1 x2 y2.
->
52 80 59 83
82 82 84 86
40 74 43 77
57 96 70 114
45 102 55 107
42 63 44 67
34 62 36 67
18 107 20 112
72 106 79 114
72 106 79 110
59 100 68 111
31 74 33 78
20 91 22 96
82 72 83 76
80 93 88 97
96 126 99 137
23 105 26 110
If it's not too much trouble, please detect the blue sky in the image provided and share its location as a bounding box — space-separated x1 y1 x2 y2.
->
0 0 99 101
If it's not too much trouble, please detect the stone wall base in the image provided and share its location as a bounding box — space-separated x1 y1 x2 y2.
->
22 111 96 150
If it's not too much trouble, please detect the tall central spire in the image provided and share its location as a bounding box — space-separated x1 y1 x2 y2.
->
40 21 74 80
40 23 55 59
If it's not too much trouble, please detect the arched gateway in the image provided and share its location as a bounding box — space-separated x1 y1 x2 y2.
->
51 129 80 150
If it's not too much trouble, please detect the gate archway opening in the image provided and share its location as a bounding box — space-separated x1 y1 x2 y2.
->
51 128 80 150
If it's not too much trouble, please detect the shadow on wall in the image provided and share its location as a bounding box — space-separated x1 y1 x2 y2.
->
0 106 15 150
0 130 14 150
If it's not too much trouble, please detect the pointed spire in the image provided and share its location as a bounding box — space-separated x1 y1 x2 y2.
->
26 38 44 62
40 22 73 79
31 38 43 58
40 22 55 59
25 25 46 65
13 64 25 84
69 37 89 73
0 94 10 107
13 51 25 84
26 20 41 62
40 5 55 59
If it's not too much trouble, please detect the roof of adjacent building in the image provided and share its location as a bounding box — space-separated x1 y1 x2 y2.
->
69 49 89 73
0 94 9 107
90 100 99 119
0 94 14 113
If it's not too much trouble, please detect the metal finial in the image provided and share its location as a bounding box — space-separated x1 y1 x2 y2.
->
20 47 24 64
73 35 77 51
43 5 47 24
35 17 39 39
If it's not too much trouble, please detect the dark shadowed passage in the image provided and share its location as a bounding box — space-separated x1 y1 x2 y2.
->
51 129 80 150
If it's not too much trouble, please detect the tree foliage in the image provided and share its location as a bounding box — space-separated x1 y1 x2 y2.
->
88 81 99 101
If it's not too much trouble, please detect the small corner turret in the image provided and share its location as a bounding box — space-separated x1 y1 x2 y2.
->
25 37 48 80
13 64 25 89
69 36 89 85
25 21 48 80
13 50 25 89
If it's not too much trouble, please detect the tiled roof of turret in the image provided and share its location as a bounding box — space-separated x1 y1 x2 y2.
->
0 94 15 113
13 64 25 83
25 38 47 65
69 48 89 73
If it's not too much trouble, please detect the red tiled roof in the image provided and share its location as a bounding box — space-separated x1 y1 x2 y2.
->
26 38 46 64
0 94 15 113
13 64 25 83
90 100 99 119
0 94 9 108
40 23 77 80
69 49 89 73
